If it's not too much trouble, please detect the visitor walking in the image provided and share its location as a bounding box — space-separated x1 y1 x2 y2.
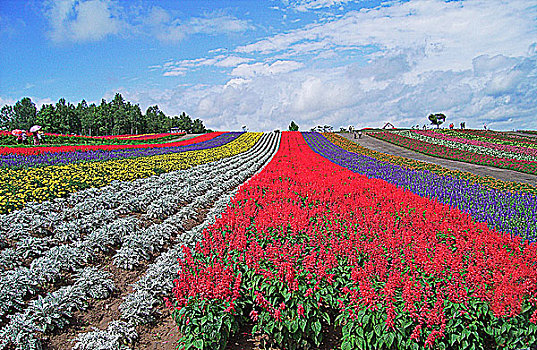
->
358 131 363 139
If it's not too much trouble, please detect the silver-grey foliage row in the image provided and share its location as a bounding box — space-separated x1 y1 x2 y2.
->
72 132 281 350
0 134 276 317
0 132 280 350
0 266 116 350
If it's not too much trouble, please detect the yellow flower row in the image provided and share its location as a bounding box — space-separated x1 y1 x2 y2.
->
324 133 537 195
0 133 261 214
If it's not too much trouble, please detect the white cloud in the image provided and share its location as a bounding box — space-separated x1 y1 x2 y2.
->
144 8 252 43
44 0 123 43
114 0 537 131
284 0 356 12
231 60 304 77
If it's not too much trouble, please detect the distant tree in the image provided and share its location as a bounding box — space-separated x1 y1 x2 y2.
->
178 112 193 133
323 125 333 133
339 127 347 133
289 121 299 131
191 118 206 133
0 105 14 129
428 113 446 128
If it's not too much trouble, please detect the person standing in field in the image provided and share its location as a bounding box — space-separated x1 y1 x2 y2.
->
358 131 363 139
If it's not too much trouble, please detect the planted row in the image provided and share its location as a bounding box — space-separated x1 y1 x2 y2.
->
170 132 537 350
369 130 537 175
306 132 536 243
0 132 260 213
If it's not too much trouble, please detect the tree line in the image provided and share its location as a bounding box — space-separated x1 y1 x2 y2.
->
0 93 207 136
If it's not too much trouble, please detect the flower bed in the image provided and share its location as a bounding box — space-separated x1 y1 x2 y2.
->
169 132 537 350
0 131 184 146
369 131 537 175
323 133 537 195
0 132 233 168
307 132 536 243
0 133 261 214
0 132 224 156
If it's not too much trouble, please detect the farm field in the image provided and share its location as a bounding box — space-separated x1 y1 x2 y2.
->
369 129 537 175
0 131 536 350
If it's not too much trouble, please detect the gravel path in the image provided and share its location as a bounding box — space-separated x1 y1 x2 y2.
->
339 132 537 187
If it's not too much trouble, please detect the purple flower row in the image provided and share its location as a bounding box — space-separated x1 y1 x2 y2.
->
0 133 242 169
303 132 536 243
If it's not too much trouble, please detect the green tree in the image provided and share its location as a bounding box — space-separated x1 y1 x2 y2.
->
428 113 446 128
191 118 206 133
145 105 168 133
177 112 193 133
289 121 299 131
0 105 15 129
36 104 57 132
13 97 37 130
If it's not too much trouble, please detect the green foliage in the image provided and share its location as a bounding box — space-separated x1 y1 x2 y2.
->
428 113 447 128
289 121 299 131
1 93 208 136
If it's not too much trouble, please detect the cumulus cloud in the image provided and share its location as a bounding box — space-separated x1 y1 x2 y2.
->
44 0 123 43
118 0 537 131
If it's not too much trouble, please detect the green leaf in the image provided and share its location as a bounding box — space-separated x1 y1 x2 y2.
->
313 320 322 335
193 339 204 349
385 332 395 348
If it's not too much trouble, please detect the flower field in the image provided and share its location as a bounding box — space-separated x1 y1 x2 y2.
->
0 131 184 146
0 131 281 349
369 129 537 175
170 132 537 350
0 130 536 350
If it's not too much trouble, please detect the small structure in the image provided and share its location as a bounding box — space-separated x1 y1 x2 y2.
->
382 122 395 129
170 127 185 134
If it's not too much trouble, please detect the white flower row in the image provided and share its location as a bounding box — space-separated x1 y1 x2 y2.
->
0 133 269 273
394 130 537 161
72 132 281 350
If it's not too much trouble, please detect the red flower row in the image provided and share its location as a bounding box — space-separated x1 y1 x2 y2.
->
0 132 224 155
171 132 537 348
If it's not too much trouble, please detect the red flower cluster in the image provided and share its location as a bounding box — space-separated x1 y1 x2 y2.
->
0 132 224 155
171 132 537 348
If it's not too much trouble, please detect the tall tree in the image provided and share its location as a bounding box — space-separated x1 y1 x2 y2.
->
36 104 57 132
191 118 206 133
178 112 193 133
13 97 37 130
0 105 15 129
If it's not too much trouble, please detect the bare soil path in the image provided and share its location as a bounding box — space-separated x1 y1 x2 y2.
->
339 133 537 187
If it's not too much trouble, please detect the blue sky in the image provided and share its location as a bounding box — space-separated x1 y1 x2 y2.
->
1 0 536 131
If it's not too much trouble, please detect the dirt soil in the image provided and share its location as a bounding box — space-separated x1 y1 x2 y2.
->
41 206 211 349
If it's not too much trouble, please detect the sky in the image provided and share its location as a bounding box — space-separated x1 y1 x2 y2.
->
1 0 536 131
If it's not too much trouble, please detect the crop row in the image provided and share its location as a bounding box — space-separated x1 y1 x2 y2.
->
0 132 222 156
436 129 537 150
0 132 237 168
0 132 281 350
448 129 537 146
0 132 260 214
369 131 537 175
71 132 281 349
406 130 536 161
169 132 537 350
323 133 537 195
306 132 537 243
